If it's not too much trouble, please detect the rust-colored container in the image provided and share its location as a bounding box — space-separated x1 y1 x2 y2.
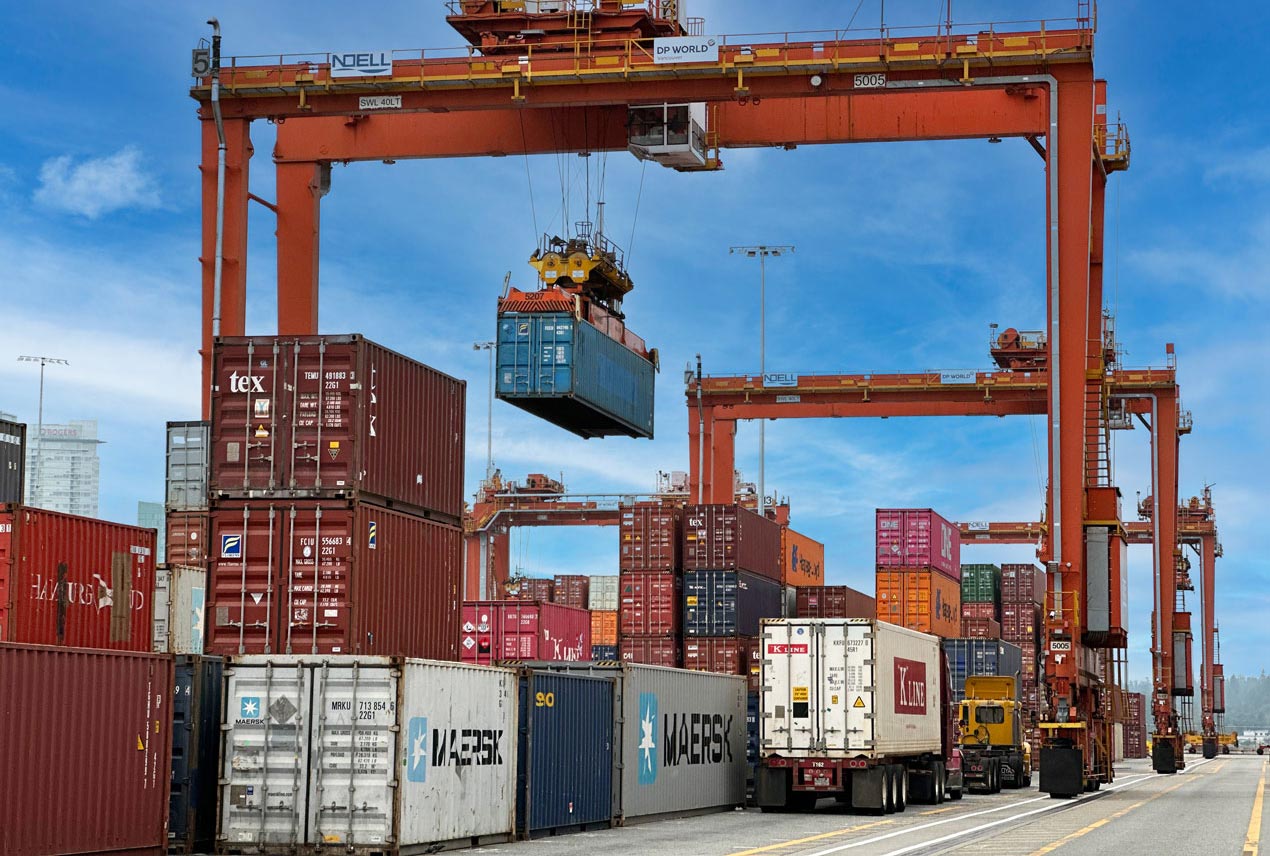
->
781 527 825 587
1001 563 1046 605
620 634 680 667
875 508 961 579
683 503 781 580
960 617 1001 639
590 609 618 646
552 574 590 608
874 568 961 637
619 572 681 636
507 577 555 602
1001 603 1041 643
460 600 591 664
165 509 210 567
0 643 173 856
961 601 998 621
1214 664 1226 714
794 585 875 619
619 502 682 572
210 335 465 522
0 504 157 651
206 499 460 658
683 636 760 690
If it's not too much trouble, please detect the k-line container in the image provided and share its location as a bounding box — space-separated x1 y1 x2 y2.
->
875 569 961 638
211 335 466 522
496 312 655 439
960 563 1001 604
461 600 591 664
0 643 173 856
153 564 206 654
591 609 618 646
552 573 590 608
0 504 156 651
525 662 747 823
588 574 619 610
684 636 760 690
169 655 223 854
620 502 682 572
166 420 209 510
621 635 680 667
517 670 615 836
206 499 461 658
1001 563 1046 605
219 656 519 852
794 585 876 619
875 508 961 579
507 577 555 602
619 572 681 636
941 638 1023 703
683 570 783 637
683 504 781 580
592 643 619 660
165 509 210 567
0 418 25 505
781 527 825 587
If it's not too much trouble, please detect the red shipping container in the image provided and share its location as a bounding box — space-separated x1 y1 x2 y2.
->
620 502 682 572
795 585 875 619
1001 563 1046 605
507 577 555 602
961 601 999 621
683 636 760 689
0 505 156 651
460 600 591 664
960 617 1001 639
552 574 590 608
683 503 781 580
165 509 210 566
875 508 961 579
0 643 173 856
620 634 680 667
206 499 460 658
620 572 681 635
210 335 465 522
1001 604 1041 643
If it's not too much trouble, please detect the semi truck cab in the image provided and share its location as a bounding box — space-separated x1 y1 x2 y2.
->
958 675 1032 791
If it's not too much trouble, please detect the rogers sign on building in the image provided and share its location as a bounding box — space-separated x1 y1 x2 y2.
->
893 657 928 715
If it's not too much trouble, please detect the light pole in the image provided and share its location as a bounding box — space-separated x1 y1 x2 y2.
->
16 355 69 504
473 342 496 479
729 245 793 517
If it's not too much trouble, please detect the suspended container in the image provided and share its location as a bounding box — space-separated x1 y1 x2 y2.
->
169 655 223 854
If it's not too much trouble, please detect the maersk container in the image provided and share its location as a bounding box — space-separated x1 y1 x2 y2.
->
517 670 615 836
170 655 222 854
525 662 746 823
0 418 25 505
941 638 1023 704
166 420 210 511
153 564 206 654
496 312 655 439
0 643 173 856
683 570 783 637
220 656 518 852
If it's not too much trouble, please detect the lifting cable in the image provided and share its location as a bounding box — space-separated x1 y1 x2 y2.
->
517 109 540 241
627 160 648 267
844 0 868 32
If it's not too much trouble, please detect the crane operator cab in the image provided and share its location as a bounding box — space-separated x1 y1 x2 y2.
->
628 103 714 170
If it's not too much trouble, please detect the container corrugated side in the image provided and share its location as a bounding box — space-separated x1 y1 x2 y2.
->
941 638 1022 703
795 586 876 619
166 420 209 511
875 509 961 579
507 577 555 602
169 655 222 854
875 569 961 638
0 643 172 856
620 503 682 572
620 635 680 667
552 574 590 608
683 504 781 580
461 601 591 664
165 509 210 567
683 570 783 637
0 419 25 505
781 527 825 587
588 575 619 610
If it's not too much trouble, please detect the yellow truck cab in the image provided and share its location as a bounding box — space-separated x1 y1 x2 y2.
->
958 675 1032 791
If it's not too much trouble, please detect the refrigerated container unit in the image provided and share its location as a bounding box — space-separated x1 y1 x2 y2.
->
153 563 207 654
0 418 25 505
620 502 682 572
683 570 783 637
166 420 210 510
592 643 619 660
552 573 590 608
0 644 173 856
683 504 781 580
875 569 962 638
795 585 876 619
619 572 682 636
496 311 655 439
620 635 680 667
591 609 619 647
169 655 223 854
507 576 556 602
165 509 211 567
219 656 519 852
960 563 1001 604
0 504 157 651
941 638 1023 704
211 335 465 522
683 636 761 690
206 499 461 658
1001 563 1046 605
876 508 961 580
781 527 825 587
588 574 620 610
462 600 591 664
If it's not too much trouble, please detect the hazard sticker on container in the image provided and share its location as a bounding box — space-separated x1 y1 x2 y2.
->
793 686 809 702
462 636 476 650
685 595 698 606
853 696 866 708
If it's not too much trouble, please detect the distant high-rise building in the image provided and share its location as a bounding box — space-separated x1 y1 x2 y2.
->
138 501 165 563
25 419 103 517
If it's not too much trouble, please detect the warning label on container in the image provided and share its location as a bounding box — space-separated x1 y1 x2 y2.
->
853 696 865 709
792 686 809 702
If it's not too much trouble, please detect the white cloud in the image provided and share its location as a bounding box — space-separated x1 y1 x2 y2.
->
33 147 161 218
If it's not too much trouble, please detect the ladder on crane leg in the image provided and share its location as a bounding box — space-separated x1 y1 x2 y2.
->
1084 381 1111 487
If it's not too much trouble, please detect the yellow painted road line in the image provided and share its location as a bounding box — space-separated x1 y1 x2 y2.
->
1244 758 1267 856
725 819 893 856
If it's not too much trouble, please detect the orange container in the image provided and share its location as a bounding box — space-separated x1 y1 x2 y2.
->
590 609 618 647
875 568 961 638
781 527 825 587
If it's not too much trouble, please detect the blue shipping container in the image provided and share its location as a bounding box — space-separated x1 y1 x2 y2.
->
683 570 783 637
497 312 655 439
517 670 615 837
941 638 1023 704
591 644 619 661
169 655 223 854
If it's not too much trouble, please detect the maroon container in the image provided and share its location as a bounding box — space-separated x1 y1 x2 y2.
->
620 634 680 667
0 643 173 856
960 617 1001 639
507 577 555 602
1000 603 1041 644
875 508 961 579
460 600 591 664
206 499 461 658
619 572 681 636
795 585 876 619
620 502 682 572
165 509 210 567
683 503 781 580
961 601 999 621
552 574 591 609
1001 563 1046 605
0 505 157 652
210 335 465 522
683 636 760 690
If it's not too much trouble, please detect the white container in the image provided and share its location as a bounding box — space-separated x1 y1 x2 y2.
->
1113 723 1125 762
588 575 620 611
761 618 942 758
152 564 206 654
219 656 518 852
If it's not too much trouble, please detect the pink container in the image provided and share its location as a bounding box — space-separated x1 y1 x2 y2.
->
460 600 591 664
875 508 961 579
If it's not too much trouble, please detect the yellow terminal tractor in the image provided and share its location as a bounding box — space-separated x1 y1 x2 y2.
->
958 676 1032 791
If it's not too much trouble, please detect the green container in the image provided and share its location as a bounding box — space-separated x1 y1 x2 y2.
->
960 563 1001 604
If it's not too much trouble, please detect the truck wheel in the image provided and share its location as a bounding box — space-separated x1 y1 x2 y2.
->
991 760 1002 794
935 762 946 805
883 767 896 814
1010 761 1025 789
896 767 908 811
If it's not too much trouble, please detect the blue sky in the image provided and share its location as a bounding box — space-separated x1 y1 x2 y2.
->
0 1 1265 682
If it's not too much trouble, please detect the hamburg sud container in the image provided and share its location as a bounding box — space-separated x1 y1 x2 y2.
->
461 600 591 664
684 504 781 581
153 564 207 654
495 312 655 439
0 417 25 505
0 504 156 650
169 655 223 854
0 643 173 856
620 502 682 572
527 663 746 824
210 335 465 522
588 574 619 610
941 638 1023 703
206 499 460 658
683 570 783 637
876 508 961 580
875 569 961 638
166 420 210 511
552 574 590 608
781 527 825 587
619 572 681 636
795 586 876 619
621 635 680 667
220 656 519 852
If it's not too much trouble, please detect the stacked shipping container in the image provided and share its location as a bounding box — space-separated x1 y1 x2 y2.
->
0 418 26 505
1000 563 1046 724
461 600 591 663
794 585 876 619
874 509 962 637
620 502 683 665
1124 692 1148 758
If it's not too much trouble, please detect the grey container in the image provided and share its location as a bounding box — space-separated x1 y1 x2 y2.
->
941 638 1024 704
588 575 620 611
526 662 747 823
0 419 24 505
166 421 209 511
